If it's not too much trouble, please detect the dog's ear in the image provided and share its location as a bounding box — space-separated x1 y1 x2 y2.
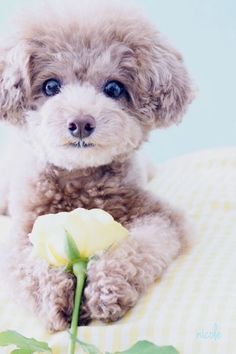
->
0 41 31 125
137 33 195 128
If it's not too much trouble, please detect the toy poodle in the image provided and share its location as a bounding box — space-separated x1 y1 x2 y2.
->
0 0 194 332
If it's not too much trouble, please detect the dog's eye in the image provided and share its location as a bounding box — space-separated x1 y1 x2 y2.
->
103 80 126 99
42 79 61 97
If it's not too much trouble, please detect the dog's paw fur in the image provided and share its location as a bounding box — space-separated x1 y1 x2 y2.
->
84 260 139 322
41 270 75 332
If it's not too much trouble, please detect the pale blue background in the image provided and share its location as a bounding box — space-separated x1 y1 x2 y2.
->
0 0 235 162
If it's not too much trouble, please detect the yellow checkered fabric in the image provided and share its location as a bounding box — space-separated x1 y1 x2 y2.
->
0 148 235 354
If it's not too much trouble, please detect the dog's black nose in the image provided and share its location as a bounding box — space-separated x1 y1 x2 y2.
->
67 116 96 139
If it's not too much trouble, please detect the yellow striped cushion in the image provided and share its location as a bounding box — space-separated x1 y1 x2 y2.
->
0 147 235 353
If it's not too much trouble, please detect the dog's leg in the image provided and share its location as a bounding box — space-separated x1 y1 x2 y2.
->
5 232 76 332
84 204 188 322
0 171 9 214
0 147 11 215
0 131 19 215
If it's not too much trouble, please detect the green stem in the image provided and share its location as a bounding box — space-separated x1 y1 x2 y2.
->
68 261 87 354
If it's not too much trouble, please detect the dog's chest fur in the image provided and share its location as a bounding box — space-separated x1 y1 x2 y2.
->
18 159 148 234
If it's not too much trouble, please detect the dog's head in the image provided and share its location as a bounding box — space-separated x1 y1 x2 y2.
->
0 0 194 170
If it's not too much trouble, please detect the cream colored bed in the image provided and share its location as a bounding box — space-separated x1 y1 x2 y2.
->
0 148 235 354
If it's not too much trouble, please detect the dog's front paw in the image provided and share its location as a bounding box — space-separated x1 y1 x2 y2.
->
41 271 76 332
84 260 139 322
